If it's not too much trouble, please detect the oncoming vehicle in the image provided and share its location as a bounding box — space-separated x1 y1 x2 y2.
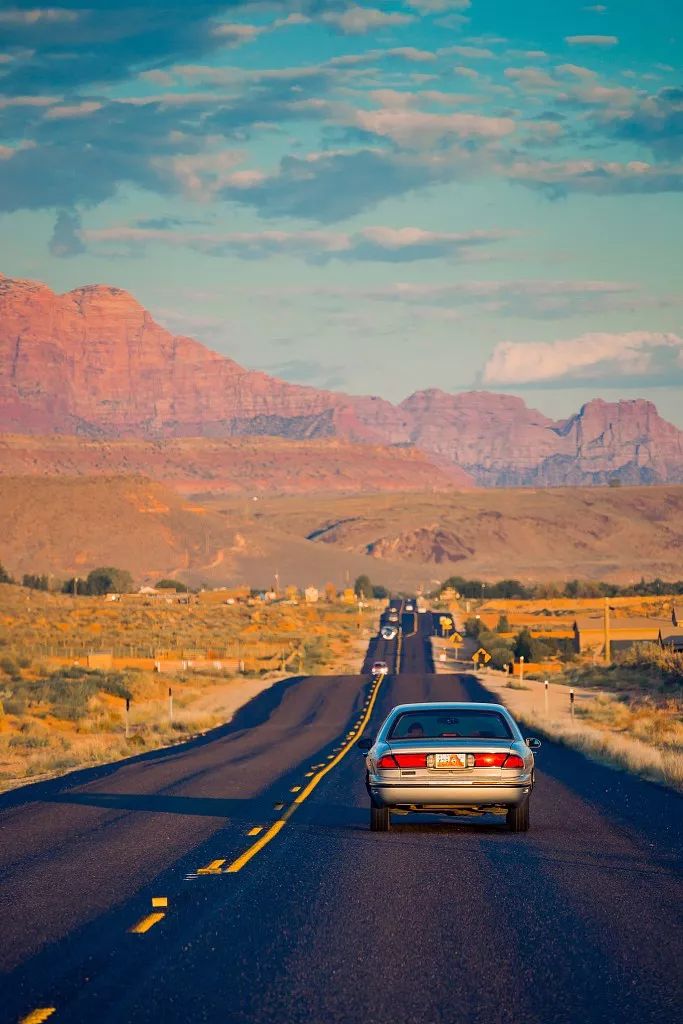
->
371 660 389 678
385 610 399 624
359 702 541 833
380 625 398 641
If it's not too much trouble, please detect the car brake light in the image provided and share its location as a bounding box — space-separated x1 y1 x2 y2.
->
393 753 428 768
473 752 508 768
502 754 525 769
376 753 428 769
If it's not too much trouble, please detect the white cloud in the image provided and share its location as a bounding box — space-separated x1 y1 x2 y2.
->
505 67 557 90
508 158 683 195
85 224 511 263
405 0 471 11
566 35 619 47
211 23 265 44
354 107 515 145
449 45 494 58
322 6 414 35
556 63 598 79
483 331 683 386
44 101 102 120
0 94 56 108
0 7 78 24
453 66 481 80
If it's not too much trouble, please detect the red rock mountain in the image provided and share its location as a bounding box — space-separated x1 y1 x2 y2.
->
1 272 681 487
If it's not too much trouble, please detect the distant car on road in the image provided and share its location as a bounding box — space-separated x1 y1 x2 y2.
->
359 702 540 833
385 609 399 623
380 625 398 640
370 660 389 678
404 601 414 612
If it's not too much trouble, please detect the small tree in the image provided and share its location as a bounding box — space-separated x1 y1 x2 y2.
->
354 574 373 599
0 562 13 585
155 578 188 592
496 614 510 633
324 582 337 602
22 573 49 591
464 617 482 639
86 567 134 595
372 584 389 600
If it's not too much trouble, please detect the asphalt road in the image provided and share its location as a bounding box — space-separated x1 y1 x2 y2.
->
2 612 682 1024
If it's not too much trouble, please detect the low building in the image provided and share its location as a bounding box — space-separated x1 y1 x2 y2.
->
573 615 683 657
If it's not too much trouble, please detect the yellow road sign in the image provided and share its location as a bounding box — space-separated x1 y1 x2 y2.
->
447 632 463 646
439 616 453 634
472 648 492 664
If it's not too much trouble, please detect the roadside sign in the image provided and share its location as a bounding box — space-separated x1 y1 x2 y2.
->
472 648 492 664
439 616 453 635
447 632 463 646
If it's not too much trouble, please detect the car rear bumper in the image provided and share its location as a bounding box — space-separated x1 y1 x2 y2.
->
370 781 531 808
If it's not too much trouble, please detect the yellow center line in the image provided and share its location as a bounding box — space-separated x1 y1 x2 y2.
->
19 1010 56 1024
197 858 226 874
247 826 264 836
223 675 385 874
290 785 302 793
151 896 168 908
129 912 165 934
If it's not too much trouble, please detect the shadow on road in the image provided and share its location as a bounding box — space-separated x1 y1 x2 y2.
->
49 791 275 820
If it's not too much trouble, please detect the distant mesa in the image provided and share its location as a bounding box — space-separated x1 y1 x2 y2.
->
1 272 682 488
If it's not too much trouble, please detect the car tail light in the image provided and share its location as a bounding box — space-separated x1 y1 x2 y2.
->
472 752 508 768
376 753 428 769
502 754 525 769
393 753 428 768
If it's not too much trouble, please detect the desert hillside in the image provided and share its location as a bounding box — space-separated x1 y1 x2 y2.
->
2 477 681 588
0 477 235 582
0 434 473 494
200 485 683 587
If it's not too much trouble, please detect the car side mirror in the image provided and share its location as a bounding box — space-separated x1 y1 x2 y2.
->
357 737 373 752
525 737 542 750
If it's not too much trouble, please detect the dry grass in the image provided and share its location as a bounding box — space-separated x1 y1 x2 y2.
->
0 585 374 791
516 705 683 792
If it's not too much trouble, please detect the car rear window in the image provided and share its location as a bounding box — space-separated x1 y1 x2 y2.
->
388 709 513 740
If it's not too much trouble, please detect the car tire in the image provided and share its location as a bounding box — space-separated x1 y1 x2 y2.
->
370 803 391 832
506 797 530 833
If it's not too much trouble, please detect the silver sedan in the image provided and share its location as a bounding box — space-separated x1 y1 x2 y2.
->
359 702 541 833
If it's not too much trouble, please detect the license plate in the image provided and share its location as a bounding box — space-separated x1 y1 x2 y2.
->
434 753 465 769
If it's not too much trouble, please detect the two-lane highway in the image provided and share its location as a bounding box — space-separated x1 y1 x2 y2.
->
2 611 682 1024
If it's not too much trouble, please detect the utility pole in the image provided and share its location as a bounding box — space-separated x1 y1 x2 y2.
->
168 687 173 725
603 597 611 665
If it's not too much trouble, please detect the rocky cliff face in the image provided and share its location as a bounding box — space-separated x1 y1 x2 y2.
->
1 273 682 486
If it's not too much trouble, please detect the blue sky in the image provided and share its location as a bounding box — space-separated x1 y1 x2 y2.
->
1 0 682 424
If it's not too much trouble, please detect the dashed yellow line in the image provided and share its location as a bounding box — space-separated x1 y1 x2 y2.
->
226 819 288 873
247 826 264 836
197 858 226 875
19 1010 56 1024
129 912 165 934
222 674 386 874
151 896 168 908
